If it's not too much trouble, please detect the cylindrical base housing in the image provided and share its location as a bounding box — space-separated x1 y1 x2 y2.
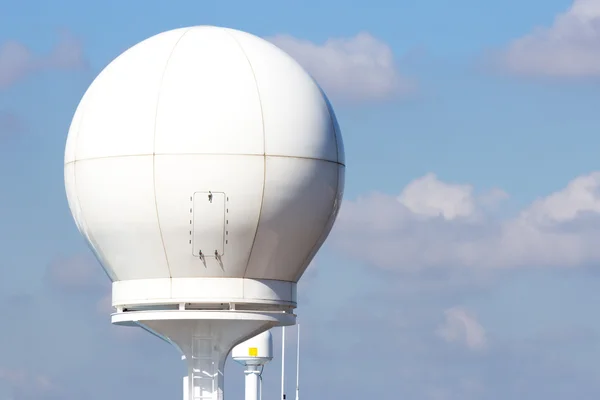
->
112 278 297 311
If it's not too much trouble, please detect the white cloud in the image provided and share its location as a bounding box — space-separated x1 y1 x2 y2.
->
436 307 487 351
521 172 600 224
491 0 600 77
398 173 478 221
332 171 600 269
0 30 87 89
268 32 414 101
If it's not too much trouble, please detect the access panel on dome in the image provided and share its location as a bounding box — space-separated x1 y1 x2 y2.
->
191 191 228 259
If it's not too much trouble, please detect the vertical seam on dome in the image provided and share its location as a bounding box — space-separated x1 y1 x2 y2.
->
224 29 267 279
71 90 119 281
152 28 194 279
319 83 341 164
292 85 341 281
294 163 341 282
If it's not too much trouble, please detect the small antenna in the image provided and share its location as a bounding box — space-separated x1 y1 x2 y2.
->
295 323 300 400
281 326 286 400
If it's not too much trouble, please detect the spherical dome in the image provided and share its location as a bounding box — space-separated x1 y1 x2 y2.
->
64 26 345 285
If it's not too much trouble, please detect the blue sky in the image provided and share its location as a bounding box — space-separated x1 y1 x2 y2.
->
3 0 600 398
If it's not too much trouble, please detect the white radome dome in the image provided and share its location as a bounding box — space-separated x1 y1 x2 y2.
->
64 26 345 298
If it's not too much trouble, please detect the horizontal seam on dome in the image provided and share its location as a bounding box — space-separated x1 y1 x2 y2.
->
66 153 346 167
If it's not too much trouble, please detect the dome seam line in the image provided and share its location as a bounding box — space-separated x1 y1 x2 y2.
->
65 154 345 167
294 86 344 273
151 27 194 279
223 28 268 279
294 165 341 282
71 87 120 281
318 84 342 166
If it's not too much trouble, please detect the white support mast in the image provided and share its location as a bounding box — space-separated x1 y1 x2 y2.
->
232 330 274 400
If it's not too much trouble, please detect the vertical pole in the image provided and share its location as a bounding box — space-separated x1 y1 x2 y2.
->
183 376 189 400
281 326 286 400
295 323 300 400
244 367 260 400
